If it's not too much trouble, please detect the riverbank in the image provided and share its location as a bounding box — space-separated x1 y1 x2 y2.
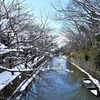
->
21 56 99 100
0 56 46 99
67 57 100 91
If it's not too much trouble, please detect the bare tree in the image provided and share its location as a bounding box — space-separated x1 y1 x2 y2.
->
0 0 59 99
52 0 100 51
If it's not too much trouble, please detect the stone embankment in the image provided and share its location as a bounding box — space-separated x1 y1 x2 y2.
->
69 57 100 81
67 57 100 91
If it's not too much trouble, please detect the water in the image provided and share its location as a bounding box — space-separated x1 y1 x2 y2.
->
21 56 99 100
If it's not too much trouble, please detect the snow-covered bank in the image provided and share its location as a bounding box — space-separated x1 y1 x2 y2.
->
62 55 67 59
0 55 46 100
8 61 47 100
69 60 100 90
0 71 20 90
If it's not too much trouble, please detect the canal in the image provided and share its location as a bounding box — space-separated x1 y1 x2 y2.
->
21 56 99 100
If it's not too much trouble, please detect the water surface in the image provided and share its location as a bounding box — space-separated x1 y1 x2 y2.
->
21 56 99 100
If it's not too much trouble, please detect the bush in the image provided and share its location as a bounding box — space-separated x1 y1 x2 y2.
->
70 50 77 57
66 50 70 56
93 51 100 69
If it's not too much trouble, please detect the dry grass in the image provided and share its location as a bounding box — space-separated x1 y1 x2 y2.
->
70 57 100 81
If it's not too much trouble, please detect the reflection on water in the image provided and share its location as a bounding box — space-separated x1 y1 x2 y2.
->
21 57 99 100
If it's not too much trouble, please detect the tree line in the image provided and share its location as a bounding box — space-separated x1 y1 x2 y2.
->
53 0 100 70
0 0 59 99
0 0 57 73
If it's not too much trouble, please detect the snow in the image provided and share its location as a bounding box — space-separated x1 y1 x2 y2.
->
83 80 91 84
0 56 46 73
0 43 23 55
0 19 9 30
20 77 33 91
93 17 100 22
53 36 68 48
62 55 67 59
19 69 40 91
0 56 46 86
34 57 38 62
77 0 83 3
0 43 9 54
20 45 33 49
90 90 97 96
95 32 100 36
95 12 100 16
70 61 100 90
0 71 20 90
40 66 50 71
0 65 34 72
8 61 47 100
0 49 10 54
0 43 7 50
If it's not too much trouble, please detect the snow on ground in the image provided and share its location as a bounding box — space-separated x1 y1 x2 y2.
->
0 63 37 91
9 61 47 100
0 71 20 90
0 55 46 91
